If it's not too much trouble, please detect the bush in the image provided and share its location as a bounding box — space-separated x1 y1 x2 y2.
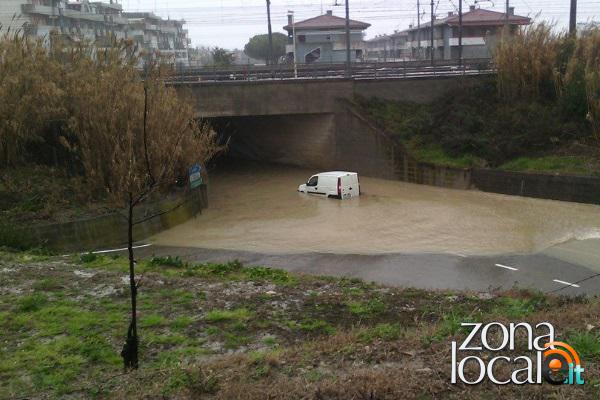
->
80 252 98 263
150 255 185 268
0 34 220 199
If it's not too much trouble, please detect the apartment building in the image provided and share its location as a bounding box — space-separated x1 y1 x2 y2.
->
406 6 531 61
365 30 410 61
0 1 190 66
123 12 189 67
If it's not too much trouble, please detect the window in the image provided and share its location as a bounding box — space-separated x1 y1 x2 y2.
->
298 35 306 43
307 176 318 187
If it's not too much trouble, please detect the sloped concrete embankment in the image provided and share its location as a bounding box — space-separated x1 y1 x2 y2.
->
334 100 471 189
335 101 600 204
20 185 208 251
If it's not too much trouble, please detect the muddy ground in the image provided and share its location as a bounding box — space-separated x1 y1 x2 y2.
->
0 250 598 399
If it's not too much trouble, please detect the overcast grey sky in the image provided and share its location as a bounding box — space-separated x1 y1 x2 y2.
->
122 0 599 48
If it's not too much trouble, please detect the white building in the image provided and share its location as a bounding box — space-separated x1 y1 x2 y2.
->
405 6 531 61
123 12 190 67
283 10 370 64
0 1 190 66
365 31 410 61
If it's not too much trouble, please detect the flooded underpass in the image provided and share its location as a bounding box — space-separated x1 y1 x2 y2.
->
147 162 600 293
153 163 600 256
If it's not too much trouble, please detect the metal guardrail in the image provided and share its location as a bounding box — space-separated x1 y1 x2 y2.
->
166 59 495 84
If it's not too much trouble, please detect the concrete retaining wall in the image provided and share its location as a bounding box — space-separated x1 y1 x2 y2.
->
471 169 600 205
337 101 600 205
24 185 208 251
336 100 472 189
333 105 396 179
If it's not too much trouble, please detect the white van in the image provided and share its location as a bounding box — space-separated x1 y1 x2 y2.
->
298 171 360 199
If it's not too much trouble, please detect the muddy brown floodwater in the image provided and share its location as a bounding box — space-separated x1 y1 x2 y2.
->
152 163 600 257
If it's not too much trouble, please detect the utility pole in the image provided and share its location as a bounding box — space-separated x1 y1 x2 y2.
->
288 11 298 78
569 0 577 36
266 0 274 76
505 0 509 28
430 0 434 66
417 0 421 59
345 0 352 78
458 0 463 66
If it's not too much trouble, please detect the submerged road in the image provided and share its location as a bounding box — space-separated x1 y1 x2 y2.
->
99 164 600 296
121 244 600 296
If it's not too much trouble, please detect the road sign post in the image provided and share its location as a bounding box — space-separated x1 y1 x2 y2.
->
189 164 203 189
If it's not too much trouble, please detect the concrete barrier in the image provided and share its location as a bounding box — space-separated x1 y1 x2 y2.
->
471 169 600 205
22 185 208 252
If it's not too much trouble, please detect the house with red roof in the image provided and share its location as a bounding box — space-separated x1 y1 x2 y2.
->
283 10 370 64
406 6 531 61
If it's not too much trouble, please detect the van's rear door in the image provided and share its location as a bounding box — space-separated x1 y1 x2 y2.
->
341 174 359 198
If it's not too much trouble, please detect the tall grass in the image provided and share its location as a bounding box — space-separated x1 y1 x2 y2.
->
495 23 562 101
495 24 600 145
0 32 220 193
576 30 600 142
0 32 66 167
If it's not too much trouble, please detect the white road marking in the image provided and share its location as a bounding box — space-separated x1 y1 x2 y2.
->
552 279 580 288
86 244 153 254
495 263 518 271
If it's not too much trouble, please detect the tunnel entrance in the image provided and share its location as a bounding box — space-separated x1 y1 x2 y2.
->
210 113 337 170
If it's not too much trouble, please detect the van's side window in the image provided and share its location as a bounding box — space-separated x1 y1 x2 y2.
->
307 176 318 187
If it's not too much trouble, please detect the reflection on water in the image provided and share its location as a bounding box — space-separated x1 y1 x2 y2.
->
153 163 600 256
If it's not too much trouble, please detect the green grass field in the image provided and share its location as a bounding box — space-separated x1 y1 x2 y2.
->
0 250 598 399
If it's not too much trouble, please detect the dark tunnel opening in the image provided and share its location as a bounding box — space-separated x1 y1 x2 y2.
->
208 113 338 171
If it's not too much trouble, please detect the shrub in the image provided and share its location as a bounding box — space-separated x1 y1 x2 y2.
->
80 252 98 263
150 256 185 268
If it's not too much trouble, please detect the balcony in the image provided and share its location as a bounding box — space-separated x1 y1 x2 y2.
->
21 4 56 17
160 26 179 34
63 9 105 22
128 29 145 37
449 37 486 46
22 5 108 23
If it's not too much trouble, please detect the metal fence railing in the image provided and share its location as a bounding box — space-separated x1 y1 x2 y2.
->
166 58 494 84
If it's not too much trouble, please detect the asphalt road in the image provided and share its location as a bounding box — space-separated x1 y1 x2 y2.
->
112 244 600 296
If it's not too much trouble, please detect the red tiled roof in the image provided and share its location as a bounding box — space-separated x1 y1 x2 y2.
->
407 8 530 30
284 12 370 31
446 8 530 26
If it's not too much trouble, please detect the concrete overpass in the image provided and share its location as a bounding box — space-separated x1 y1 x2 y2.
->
175 74 485 187
176 74 487 118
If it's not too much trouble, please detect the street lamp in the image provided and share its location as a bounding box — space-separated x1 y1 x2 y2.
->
288 10 298 78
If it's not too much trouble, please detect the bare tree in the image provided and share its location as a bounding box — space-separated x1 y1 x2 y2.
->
64 47 221 369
